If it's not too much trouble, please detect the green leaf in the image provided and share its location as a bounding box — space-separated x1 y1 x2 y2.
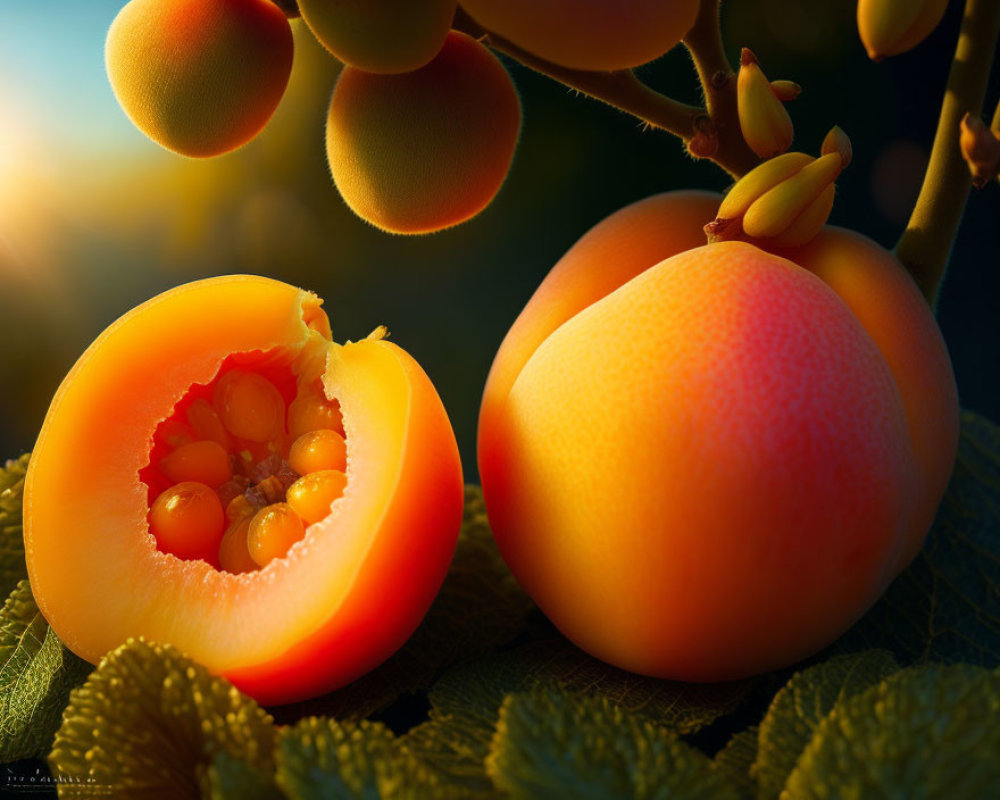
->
272 486 534 723
401 720 497 799
276 717 437 800
432 639 749 733
401 640 749 796
487 689 740 800
204 751 284 800
401 649 542 800
839 411 1000 666
784 663 1000 798
0 454 30 599
50 639 275 798
713 727 758 800
753 650 898 799
398 649 535 798
0 579 91 761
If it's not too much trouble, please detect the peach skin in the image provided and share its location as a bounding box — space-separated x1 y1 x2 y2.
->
480 191 957 681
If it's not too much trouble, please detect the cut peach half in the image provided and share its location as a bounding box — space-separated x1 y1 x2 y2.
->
24 276 463 705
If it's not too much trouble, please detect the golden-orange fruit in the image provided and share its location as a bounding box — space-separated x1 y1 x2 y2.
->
106 0 294 157
479 192 721 418
25 276 464 704
479 191 958 681
326 31 521 234
299 0 457 73
781 228 959 566
459 0 700 71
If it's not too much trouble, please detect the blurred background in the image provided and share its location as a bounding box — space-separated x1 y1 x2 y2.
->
0 0 997 478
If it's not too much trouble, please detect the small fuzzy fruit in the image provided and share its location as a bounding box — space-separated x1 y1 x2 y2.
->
25 276 463 704
299 0 457 73
459 0 700 71
106 0 294 157
479 191 958 681
327 31 521 234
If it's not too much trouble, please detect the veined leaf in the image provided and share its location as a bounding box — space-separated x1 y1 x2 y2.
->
431 639 749 734
487 689 740 800
0 579 91 761
276 717 437 800
784 663 1000 798
713 727 758 800
402 639 749 795
50 639 275 798
753 650 898 799
204 750 284 800
0 454 30 599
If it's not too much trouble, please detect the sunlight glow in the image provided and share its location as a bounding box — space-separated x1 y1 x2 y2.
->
0 85 55 285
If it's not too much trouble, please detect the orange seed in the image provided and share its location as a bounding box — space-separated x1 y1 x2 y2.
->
287 429 347 475
213 370 286 443
155 419 196 450
286 470 348 526
225 494 258 524
218 516 259 574
247 503 306 566
149 481 225 562
287 388 343 439
160 439 232 488
186 398 231 447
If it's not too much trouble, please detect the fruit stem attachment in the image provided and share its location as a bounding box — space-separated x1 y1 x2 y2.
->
895 0 1000 306
452 10 753 179
682 0 761 177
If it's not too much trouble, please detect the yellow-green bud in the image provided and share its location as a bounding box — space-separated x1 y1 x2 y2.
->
959 113 1000 188
857 0 949 60
737 49 794 159
706 128 851 248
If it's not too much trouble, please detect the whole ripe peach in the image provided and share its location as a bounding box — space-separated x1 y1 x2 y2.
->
326 31 521 234
298 0 457 73
106 0 293 157
459 0 700 72
478 191 958 681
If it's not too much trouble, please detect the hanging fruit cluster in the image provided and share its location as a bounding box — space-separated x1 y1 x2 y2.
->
104 0 713 234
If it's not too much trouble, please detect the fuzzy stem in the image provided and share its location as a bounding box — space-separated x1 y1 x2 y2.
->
453 10 756 178
895 0 1000 305
681 0 760 178
487 38 706 143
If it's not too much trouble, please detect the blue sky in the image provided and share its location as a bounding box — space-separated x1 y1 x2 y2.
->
1 1 144 153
